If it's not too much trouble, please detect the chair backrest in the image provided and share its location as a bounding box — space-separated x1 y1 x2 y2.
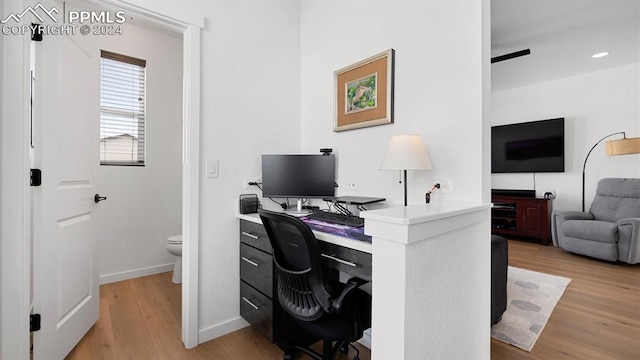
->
590 178 640 222
258 209 331 321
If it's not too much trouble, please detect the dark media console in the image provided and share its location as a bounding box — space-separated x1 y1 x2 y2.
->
491 191 552 245
491 189 536 198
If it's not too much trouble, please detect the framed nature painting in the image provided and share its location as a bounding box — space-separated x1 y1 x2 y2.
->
334 49 395 132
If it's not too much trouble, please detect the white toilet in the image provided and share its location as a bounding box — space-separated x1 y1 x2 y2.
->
166 234 182 284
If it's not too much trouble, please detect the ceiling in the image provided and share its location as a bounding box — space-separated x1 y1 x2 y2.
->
491 0 640 91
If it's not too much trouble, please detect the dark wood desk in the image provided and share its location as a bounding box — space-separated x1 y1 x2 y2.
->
237 214 372 348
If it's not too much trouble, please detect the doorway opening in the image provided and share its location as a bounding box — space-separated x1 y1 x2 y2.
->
27 1 201 358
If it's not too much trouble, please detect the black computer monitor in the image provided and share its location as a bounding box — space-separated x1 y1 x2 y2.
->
261 154 335 213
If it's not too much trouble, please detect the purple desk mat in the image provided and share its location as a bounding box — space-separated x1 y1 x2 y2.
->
300 217 372 244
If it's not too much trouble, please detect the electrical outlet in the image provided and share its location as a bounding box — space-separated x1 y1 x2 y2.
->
244 177 261 189
345 180 359 192
435 179 454 194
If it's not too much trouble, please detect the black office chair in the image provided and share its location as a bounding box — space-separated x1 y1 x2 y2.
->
258 209 371 360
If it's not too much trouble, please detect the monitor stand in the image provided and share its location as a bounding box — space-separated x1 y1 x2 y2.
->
284 198 310 217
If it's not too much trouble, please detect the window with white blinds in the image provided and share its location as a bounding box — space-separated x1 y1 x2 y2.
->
100 50 146 166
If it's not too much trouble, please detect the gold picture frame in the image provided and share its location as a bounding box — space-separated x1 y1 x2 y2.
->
334 49 395 132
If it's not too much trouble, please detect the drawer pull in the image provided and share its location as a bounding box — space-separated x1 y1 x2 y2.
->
321 253 356 267
241 231 259 239
242 296 260 310
241 256 260 267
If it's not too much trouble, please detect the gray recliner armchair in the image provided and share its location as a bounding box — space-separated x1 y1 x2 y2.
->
552 178 640 264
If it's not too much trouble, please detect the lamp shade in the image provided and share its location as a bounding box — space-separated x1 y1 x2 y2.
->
581 132 640 212
606 137 640 156
380 134 432 170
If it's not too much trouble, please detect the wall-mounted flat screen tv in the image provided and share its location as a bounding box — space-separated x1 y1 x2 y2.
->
491 118 565 173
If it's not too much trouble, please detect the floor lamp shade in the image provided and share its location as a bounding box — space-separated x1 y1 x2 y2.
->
582 132 640 212
380 135 432 170
606 137 640 156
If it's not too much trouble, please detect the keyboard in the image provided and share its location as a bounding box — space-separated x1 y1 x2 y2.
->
305 211 364 228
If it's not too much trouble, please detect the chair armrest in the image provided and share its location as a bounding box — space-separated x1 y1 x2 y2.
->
331 277 368 313
554 211 593 221
551 211 594 246
617 218 640 264
617 218 640 227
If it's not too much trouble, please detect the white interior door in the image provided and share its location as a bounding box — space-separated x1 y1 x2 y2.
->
31 1 100 357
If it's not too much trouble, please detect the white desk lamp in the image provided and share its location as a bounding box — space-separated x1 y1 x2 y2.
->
380 134 432 206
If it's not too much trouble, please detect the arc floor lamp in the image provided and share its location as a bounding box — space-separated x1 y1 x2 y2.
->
582 132 640 211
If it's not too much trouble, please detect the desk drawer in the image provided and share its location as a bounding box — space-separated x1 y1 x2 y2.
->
240 243 273 297
319 242 372 282
240 220 271 254
240 281 273 341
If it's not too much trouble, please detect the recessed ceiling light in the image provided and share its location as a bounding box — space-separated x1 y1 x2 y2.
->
592 52 610 59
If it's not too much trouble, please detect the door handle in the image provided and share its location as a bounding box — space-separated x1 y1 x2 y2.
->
94 194 107 203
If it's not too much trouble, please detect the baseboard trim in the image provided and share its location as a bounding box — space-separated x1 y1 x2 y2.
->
198 316 249 344
99 263 175 285
198 316 369 349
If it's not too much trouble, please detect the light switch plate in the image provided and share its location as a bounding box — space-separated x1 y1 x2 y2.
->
206 159 219 178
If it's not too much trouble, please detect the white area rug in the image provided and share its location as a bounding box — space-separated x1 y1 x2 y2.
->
491 266 572 352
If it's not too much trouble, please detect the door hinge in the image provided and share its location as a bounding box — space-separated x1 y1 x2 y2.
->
30 314 41 332
30 169 42 186
31 23 43 41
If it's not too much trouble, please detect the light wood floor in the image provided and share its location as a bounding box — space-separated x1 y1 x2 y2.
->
66 239 639 360
492 239 640 360
65 272 366 360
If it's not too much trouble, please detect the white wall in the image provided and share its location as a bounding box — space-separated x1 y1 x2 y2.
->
300 0 487 207
491 63 640 211
1 2 186 355
195 0 302 339
1 0 31 358
0 13 3 355
79 22 184 283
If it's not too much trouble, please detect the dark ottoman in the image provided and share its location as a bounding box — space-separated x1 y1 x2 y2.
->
491 235 508 325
